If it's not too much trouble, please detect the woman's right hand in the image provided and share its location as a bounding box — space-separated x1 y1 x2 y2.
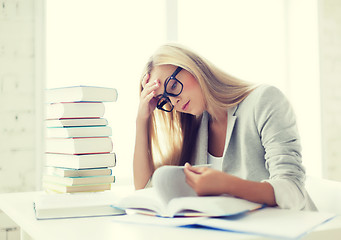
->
137 73 160 121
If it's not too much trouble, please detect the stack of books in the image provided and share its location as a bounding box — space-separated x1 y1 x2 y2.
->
44 86 118 193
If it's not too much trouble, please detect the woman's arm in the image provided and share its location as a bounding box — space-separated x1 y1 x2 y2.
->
184 163 277 206
133 74 160 189
133 118 154 189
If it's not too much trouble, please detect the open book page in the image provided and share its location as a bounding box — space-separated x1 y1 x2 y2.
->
115 188 167 215
167 195 263 217
197 207 336 239
153 165 197 203
115 165 262 217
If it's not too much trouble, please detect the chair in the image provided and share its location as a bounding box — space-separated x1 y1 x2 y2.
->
305 175 341 214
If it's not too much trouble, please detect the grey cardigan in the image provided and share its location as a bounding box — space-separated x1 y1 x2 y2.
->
193 84 317 211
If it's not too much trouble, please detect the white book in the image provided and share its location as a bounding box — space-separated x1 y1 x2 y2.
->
34 191 125 220
45 137 113 154
46 102 105 119
42 182 112 193
43 175 115 186
45 166 113 177
46 85 118 103
46 126 112 138
114 166 263 217
45 153 116 169
113 208 336 240
45 118 108 127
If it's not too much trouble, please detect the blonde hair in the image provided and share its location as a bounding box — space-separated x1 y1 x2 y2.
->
140 43 255 168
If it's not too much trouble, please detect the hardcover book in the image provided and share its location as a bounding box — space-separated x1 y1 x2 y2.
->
46 85 118 103
45 118 108 128
33 191 125 219
45 166 113 177
43 182 112 193
43 175 115 186
46 102 105 119
44 152 116 169
45 137 113 155
46 126 112 138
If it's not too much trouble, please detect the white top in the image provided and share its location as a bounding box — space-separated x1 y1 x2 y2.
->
207 153 223 171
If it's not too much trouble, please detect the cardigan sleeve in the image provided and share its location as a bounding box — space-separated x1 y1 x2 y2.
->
253 86 316 210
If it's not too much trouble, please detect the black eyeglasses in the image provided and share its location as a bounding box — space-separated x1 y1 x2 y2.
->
156 67 183 112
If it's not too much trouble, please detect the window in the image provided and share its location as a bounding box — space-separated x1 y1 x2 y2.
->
45 0 321 186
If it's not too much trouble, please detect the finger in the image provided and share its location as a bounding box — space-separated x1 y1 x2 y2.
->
184 167 199 182
140 81 160 99
141 73 150 88
185 163 204 174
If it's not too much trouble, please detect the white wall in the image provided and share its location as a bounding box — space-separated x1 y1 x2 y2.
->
0 0 39 238
319 0 341 181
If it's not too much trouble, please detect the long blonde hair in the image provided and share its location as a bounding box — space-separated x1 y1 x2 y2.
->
140 43 254 168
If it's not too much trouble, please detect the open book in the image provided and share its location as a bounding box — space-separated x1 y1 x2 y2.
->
113 165 263 217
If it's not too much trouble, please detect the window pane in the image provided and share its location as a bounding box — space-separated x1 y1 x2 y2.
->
178 0 286 89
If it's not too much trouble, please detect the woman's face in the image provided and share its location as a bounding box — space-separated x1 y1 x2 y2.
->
150 65 206 116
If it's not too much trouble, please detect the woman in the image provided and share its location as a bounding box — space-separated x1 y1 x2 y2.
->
133 43 316 210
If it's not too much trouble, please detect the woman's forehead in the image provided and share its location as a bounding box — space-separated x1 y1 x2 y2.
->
150 65 177 82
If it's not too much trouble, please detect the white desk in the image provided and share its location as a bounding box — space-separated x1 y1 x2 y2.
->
0 190 341 240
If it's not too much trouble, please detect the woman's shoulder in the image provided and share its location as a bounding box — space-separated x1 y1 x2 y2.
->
249 84 285 100
237 84 291 114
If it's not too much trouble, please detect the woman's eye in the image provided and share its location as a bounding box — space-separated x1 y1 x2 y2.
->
171 81 177 90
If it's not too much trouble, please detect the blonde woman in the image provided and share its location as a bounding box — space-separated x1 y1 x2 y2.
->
134 43 316 210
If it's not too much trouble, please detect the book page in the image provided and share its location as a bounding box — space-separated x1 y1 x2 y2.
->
153 166 196 204
167 195 263 217
116 188 166 215
198 207 336 239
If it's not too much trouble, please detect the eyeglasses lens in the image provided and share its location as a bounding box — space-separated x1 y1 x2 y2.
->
166 78 182 95
157 97 173 112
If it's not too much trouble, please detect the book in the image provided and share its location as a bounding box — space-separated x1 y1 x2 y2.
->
43 182 112 193
45 118 108 128
113 165 263 217
46 126 112 138
45 153 116 169
43 175 115 186
45 166 112 177
112 208 336 240
46 85 118 103
46 102 105 119
45 137 113 154
33 191 125 219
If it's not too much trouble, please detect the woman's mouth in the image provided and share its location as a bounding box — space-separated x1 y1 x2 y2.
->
182 100 190 111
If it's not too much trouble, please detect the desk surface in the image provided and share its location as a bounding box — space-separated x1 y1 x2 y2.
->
1 189 341 240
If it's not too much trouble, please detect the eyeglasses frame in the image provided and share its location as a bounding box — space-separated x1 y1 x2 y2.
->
156 66 183 112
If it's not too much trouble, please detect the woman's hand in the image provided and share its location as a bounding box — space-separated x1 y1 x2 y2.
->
184 163 277 206
137 73 160 121
184 163 235 196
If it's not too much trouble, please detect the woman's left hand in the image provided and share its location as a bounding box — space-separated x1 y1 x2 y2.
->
184 163 236 196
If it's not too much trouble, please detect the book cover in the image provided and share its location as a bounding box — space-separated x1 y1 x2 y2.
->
45 166 113 177
45 137 113 155
46 126 112 138
43 175 115 186
45 118 108 128
45 152 116 169
46 102 105 119
46 85 118 103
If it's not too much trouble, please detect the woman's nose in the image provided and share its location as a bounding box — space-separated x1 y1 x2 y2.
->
169 96 180 106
